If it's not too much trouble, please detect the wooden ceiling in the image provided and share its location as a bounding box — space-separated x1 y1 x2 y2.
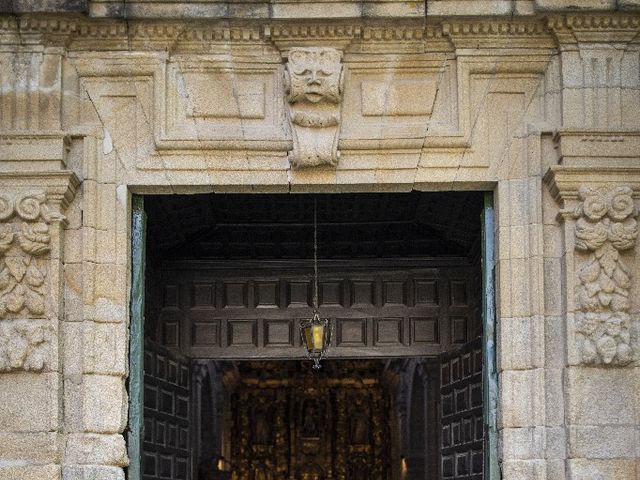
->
145 192 483 260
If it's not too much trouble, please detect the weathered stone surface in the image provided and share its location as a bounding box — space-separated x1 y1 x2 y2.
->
0 464 60 480
81 375 128 433
64 433 128 466
0 432 60 464
62 465 124 480
567 459 638 480
0 4 639 480
565 367 638 425
0 373 60 432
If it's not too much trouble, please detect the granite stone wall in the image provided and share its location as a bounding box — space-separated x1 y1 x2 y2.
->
0 1 638 479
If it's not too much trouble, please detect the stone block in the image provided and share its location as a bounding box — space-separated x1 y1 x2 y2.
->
501 426 546 460
64 263 83 323
543 258 563 316
569 425 638 459
64 433 128 466
544 459 566 480
509 258 533 318
0 373 60 432
428 0 513 16
498 316 544 370
535 0 616 10
82 180 98 229
567 459 637 480
82 375 127 433
565 367 638 425
64 229 83 264
94 264 127 305
0 465 60 480
62 466 124 480
501 459 546 480
83 322 127 375
0 432 60 464
545 426 567 459
544 367 565 425
499 369 545 428
97 183 117 231
95 229 117 264
544 316 565 368
62 322 84 377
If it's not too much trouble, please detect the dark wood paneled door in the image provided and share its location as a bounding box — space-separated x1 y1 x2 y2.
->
143 339 192 480
439 338 484 480
153 260 480 360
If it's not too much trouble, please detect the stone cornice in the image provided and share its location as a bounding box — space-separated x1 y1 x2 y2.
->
2 13 638 52
441 18 555 50
544 165 640 204
0 15 562 51
547 13 640 44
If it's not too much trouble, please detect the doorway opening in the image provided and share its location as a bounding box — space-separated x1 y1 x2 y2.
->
128 192 496 480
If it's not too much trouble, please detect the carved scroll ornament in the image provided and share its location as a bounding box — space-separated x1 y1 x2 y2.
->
0 192 52 320
284 47 344 169
573 186 638 366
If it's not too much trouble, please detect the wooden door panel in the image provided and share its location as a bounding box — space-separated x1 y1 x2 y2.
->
440 338 483 480
155 261 480 359
143 339 192 480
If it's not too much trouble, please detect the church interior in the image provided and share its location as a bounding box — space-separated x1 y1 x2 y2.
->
139 192 485 480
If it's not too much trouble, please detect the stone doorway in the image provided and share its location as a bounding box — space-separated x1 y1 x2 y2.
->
130 191 495 480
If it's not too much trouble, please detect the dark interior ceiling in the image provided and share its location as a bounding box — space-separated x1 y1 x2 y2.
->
145 192 484 261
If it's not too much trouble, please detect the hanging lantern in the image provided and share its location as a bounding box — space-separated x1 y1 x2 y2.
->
300 312 332 369
299 196 331 369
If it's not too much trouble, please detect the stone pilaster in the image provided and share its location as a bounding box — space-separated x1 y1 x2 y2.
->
545 166 640 480
0 171 79 480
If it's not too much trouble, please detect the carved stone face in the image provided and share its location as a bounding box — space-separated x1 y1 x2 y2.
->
286 47 343 104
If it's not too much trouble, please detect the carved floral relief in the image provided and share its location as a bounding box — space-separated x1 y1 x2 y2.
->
0 192 52 320
284 47 344 169
573 186 638 366
0 320 52 372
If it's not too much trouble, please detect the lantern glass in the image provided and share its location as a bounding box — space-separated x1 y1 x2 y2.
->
300 312 331 369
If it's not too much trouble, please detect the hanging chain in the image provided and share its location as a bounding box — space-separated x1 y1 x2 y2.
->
313 195 319 311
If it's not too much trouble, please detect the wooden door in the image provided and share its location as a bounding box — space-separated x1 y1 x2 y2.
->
143 339 192 480
439 338 483 480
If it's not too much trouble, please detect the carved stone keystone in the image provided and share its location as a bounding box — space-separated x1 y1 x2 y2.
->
284 47 344 169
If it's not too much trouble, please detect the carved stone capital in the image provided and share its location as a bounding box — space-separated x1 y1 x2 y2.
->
284 47 344 169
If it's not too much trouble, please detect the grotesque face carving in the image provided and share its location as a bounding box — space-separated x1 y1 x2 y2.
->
286 47 343 104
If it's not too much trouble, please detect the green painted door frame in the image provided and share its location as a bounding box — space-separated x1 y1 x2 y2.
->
128 195 146 480
482 192 500 479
